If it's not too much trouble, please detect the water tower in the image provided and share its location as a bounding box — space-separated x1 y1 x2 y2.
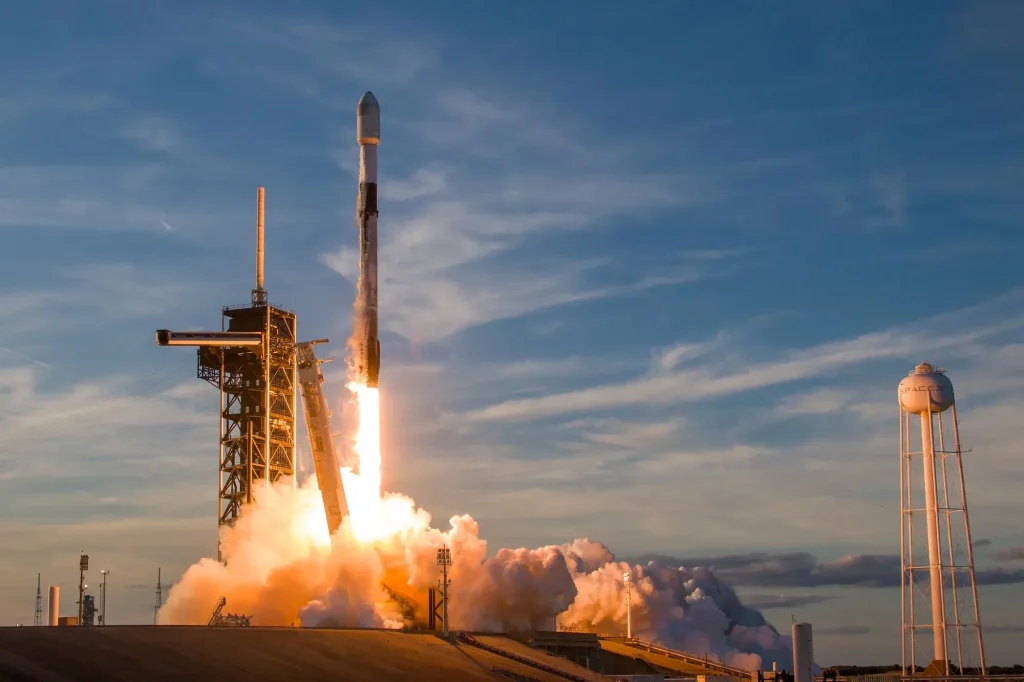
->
899 362 986 677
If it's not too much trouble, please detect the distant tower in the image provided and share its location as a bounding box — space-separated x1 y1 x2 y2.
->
154 567 162 625
81 594 97 626
33 573 42 626
899 362 986 676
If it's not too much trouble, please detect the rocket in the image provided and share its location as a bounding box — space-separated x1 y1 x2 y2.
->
355 91 381 387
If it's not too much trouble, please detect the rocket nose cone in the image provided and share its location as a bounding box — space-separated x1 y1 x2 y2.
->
358 91 379 116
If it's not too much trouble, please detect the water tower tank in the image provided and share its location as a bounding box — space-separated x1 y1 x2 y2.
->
898 362 954 415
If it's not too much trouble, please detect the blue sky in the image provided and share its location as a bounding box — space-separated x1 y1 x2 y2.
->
1 0 1023 665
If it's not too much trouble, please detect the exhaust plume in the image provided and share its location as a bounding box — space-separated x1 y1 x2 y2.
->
560 540 794 669
160 479 795 670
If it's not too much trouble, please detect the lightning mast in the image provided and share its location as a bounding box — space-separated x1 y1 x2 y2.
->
899 362 986 677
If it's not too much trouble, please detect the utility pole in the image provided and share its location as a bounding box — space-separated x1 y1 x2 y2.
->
78 554 89 623
33 574 42 626
623 571 632 639
100 570 109 625
436 546 452 638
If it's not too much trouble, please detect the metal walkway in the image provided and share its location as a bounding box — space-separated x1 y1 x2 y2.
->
603 637 753 679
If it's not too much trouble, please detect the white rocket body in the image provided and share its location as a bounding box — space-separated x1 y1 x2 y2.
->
355 91 380 387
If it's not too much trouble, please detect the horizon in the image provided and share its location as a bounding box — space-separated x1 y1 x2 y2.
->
1 0 1023 667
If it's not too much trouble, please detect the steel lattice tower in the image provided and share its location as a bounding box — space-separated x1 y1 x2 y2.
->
899 362 986 677
154 567 162 625
158 188 297 539
197 301 297 525
33 573 42 626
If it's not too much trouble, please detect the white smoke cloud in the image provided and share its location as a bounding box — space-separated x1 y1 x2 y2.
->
159 478 574 633
160 478 795 671
558 544 794 670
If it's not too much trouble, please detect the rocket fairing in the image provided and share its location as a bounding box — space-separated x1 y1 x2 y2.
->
355 91 381 387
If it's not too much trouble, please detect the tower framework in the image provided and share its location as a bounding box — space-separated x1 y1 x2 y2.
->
157 188 297 535
197 302 297 526
899 362 986 677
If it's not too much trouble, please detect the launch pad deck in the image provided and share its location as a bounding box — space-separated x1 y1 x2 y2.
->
0 626 611 682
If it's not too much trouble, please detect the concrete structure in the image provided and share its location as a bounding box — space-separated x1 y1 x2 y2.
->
47 586 58 627
0 626 607 681
898 362 986 676
791 622 813 682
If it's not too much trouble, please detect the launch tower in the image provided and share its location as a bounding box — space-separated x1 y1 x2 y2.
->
158 188 297 530
898 362 986 677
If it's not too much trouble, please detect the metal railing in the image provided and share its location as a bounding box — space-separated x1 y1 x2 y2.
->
618 638 753 678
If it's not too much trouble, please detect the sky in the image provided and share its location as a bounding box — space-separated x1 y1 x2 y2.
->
1 0 1023 667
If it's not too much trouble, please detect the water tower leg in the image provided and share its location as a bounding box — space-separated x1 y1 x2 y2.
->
920 412 948 672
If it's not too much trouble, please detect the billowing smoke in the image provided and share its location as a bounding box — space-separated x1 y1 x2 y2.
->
161 478 794 670
160 478 575 633
560 541 793 669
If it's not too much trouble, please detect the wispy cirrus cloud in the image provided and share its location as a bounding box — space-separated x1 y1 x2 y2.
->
461 288 1024 422
0 262 208 341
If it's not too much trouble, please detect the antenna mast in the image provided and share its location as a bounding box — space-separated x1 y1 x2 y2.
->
154 567 162 625
33 573 42 626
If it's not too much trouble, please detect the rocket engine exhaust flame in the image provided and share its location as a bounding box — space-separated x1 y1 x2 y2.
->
341 383 382 543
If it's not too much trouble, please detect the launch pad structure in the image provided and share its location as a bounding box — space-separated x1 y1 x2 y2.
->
198 298 298 526
158 187 298 531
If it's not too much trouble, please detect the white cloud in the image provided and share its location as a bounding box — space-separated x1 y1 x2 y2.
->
0 263 208 345
382 167 447 201
773 388 851 417
463 288 1024 422
0 368 212 482
653 336 725 373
